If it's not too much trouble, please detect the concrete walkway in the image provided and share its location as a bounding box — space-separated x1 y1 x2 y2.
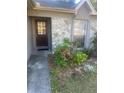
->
27 51 51 93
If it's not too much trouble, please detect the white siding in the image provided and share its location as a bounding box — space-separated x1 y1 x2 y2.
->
75 2 90 19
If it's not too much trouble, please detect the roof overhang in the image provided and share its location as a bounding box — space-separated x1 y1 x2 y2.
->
28 0 97 15
28 0 76 13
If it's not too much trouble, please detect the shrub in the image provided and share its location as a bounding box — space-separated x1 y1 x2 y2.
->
63 38 70 46
54 46 68 67
92 32 97 52
54 38 88 67
82 48 93 58
82 33 97 58
73 51 88 65
92 32 97 57
54 38 72 67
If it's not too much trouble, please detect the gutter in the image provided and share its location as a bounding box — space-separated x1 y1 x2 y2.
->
32 6 76 14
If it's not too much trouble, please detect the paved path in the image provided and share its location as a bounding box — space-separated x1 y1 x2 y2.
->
27 51 51 93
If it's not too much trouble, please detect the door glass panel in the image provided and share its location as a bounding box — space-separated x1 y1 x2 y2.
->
37 21 46 35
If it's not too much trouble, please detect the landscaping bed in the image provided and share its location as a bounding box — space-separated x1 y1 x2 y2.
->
48 54 97 93
48 37 97 93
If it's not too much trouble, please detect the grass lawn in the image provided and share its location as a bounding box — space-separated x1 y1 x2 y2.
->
48 55 97 93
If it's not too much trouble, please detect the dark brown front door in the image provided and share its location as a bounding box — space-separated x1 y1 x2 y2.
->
35 17 51 50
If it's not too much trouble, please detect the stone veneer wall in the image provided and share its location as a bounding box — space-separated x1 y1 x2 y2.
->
51 16 97 50
52 17 72 50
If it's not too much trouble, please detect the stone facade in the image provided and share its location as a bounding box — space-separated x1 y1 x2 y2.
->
51 16 97 50
51 17 72 50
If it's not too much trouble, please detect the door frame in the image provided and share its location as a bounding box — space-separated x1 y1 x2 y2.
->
32 17 52 51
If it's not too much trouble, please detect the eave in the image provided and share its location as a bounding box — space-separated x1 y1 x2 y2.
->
32 6 76 14
28 0 97 15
